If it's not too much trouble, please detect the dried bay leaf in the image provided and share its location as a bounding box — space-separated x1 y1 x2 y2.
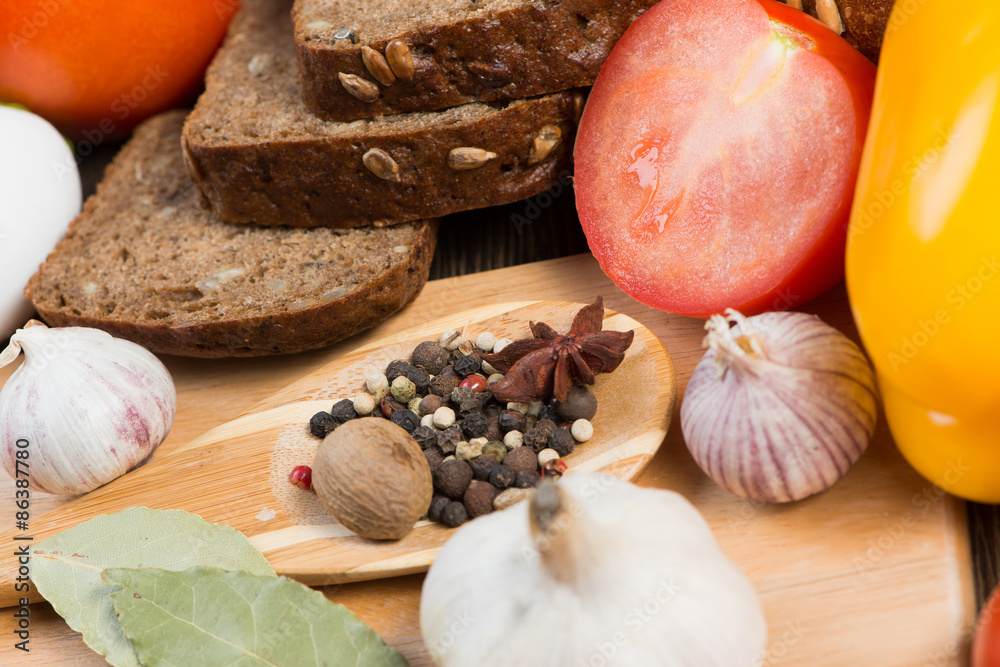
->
31 507 274 667
106 567 409 667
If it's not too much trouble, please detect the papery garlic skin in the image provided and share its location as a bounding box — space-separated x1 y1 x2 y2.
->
0 321 176 495
420 473 766 667
681 309 878 503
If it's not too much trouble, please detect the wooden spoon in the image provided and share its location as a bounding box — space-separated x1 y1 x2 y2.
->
0 301 675 607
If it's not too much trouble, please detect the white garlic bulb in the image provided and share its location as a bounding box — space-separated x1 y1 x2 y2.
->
420 473 766 666
0 321 176 495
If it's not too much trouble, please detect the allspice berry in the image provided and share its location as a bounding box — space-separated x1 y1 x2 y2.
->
556 385 598 421
312 418 432 540
412 340 450 375
433 459 474 499
502 445 537 473
463 480 498 518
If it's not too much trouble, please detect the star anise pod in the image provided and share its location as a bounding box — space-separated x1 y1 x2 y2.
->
483 297 634 403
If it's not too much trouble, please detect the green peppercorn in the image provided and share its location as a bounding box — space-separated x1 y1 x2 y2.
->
481 441 507 463
391 375 417 403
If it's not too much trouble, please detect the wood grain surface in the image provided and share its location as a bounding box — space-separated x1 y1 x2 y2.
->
0 302 675 596
0 255 978 666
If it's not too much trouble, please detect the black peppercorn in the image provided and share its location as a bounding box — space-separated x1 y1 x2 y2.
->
411 425 437 449
548 427 576 456
428 494 450 522
502 446 537 473
463 480 498 518
460 411 489 439
433 459 474 499
514 469 541 488
404 366 431 393
556 385 598 422
453 352 482 377
470 454 500 481
440 501 469 528
489 464 515 490
385 359 417 383
391 408 420 433
538 401 560 423
523 419 557 452
424 447 445 473
411 340 450 375
451 386 485 414
436 425 463 455
429 366 461 397
329 398 358 423
499 409 527 433
309 411 337 438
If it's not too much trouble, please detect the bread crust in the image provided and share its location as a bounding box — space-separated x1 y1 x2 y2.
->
25 112 439 358
184 0 583 229
293 0 657 120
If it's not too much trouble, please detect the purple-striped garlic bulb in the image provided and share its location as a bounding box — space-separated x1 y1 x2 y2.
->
680 309 877 503
0 320 175 495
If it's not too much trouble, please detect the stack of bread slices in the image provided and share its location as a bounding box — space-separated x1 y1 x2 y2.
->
26 0 658 357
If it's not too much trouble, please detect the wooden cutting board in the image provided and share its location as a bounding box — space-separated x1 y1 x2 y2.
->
0 255 976 666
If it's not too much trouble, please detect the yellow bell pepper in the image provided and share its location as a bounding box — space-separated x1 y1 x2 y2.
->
846 1 1000 502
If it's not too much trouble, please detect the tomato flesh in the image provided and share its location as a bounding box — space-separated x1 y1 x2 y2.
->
575 0 875 317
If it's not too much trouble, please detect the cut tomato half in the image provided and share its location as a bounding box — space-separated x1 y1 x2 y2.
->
574 0 876 317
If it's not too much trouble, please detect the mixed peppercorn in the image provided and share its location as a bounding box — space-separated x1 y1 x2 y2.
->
290 298 633 531
294 330 598 528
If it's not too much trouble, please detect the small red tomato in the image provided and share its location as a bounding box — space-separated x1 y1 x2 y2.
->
289 465 312 490
460 374 488 392
574 0 876 317
974 585 1000 667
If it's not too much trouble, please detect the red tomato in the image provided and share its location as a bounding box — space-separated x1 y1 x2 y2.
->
0 0 239 141
574 0 875 317
974 585 1000 667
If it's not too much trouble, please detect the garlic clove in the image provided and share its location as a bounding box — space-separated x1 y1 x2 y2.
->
0 321 176 495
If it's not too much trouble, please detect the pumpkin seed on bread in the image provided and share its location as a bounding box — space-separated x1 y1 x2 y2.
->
183 0 583 229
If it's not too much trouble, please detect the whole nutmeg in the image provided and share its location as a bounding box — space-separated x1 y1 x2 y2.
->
556 385 598 421
412 340 450 375
463 480 498 518
312 418 432 540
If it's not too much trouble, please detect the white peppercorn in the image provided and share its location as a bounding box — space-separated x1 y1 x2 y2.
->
571 418 594 442
421 414 437 430
503 430 523 448
481 360 499 376
487 373 505 385
366 371 388 394
475 332 497 352
469 436 489 447
433 406 456 429
527 401 544 417
493 338 511 354
353 393 376 416
506 402 529 414
456 441 484 461
538 448 561 468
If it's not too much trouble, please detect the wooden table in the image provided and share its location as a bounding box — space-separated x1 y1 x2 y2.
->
0 141 996 664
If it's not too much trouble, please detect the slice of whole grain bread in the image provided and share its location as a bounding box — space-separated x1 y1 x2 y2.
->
25 111 438 358
292 0 656 120
182 0 583 228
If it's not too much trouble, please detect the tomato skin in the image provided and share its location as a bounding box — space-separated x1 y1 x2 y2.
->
574 0 875 317
0 0 239 140
974 586 1000 667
